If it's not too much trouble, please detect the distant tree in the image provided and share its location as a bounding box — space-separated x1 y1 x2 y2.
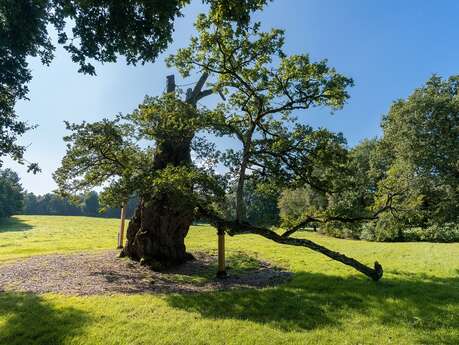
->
298 77 459 242
314 139 380 237
0 169 23 218
83 191 100 217
245 182 280 227
372 75 459 230
23 192 39 214
23 190 139 218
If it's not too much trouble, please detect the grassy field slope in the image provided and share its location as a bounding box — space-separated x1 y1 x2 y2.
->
0 215 458 345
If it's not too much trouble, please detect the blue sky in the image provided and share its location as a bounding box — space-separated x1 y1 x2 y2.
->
5 0 459 194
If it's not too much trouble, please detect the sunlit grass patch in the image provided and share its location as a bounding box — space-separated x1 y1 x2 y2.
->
0 215 458 345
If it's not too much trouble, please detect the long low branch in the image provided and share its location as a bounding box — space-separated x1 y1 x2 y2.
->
200 208 383 281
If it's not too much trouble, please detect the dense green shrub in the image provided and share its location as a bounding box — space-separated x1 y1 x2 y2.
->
359 221 459 243
403 223 459 243
359 222 401 242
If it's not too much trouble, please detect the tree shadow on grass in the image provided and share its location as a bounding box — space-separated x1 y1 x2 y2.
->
0 292 89 345
0 217 34 233
166 271 459 344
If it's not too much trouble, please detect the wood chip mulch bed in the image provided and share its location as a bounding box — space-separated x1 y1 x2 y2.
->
0 251 291 296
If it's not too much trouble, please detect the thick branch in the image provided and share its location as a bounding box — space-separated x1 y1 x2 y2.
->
188 72 210 105
200 207 383 281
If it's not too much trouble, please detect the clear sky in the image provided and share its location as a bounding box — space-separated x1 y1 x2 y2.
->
5 0 459 195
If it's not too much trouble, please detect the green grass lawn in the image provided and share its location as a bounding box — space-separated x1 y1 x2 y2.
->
1 215 458 345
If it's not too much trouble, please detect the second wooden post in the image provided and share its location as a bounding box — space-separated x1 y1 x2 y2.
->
216 227 227 278
117 203 126 249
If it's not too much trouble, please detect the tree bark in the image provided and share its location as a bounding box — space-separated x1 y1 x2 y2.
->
121 196 194 269
235 154 248 222
120 74 212 269
235 126 255 222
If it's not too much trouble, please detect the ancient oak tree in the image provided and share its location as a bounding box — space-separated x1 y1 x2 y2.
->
55 6 384 280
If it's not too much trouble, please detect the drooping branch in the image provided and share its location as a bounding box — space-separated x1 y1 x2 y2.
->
199 207 383 281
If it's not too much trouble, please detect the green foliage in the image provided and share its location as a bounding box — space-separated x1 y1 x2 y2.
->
54 116 145 203
320 139 381 227
0 0 184 168
131 93 199 142
221 180 280 227
276 139 382 238
374 75 459 228
204 0 269 26
23 192 82 216
360 221 459 243
255 126 350 193
244 182 280 227
359 216 405 242
278 187 326 228
0 169 23 218
54 94 223 211
0 92 36 171
284 78 459 242
403 223 459 243
82 191 99 217
167 10 352 221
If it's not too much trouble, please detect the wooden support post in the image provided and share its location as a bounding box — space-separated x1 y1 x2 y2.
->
216 227 227 278
117 204 126 249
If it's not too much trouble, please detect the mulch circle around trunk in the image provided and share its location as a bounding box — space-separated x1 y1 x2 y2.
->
0 250 292 296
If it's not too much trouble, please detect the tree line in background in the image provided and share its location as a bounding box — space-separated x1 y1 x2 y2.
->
0 170 137 219
0 169 23 218
22 192 138 219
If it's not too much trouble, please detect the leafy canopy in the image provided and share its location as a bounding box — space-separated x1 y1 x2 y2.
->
54 93 223 210
167 11 353 221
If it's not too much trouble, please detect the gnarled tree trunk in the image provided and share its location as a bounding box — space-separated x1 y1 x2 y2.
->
121 135 195 269
120 74 212 269
122 195 195 269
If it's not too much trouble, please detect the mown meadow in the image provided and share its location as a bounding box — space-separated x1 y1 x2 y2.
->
0 215 458 345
